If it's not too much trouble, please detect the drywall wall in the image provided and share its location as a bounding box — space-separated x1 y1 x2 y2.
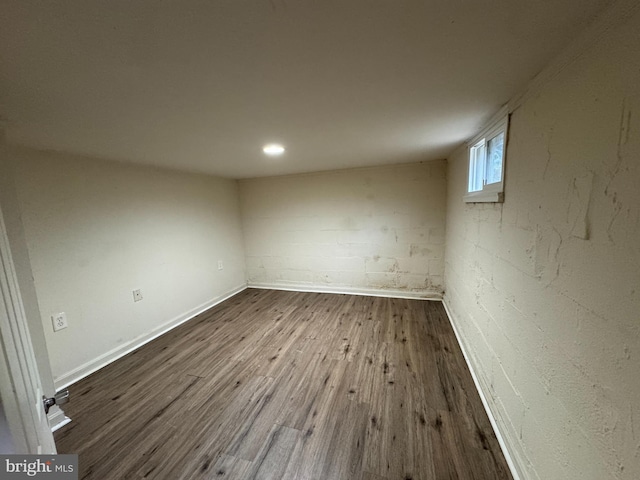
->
0 137 66 427
240 161 446 297
444 8 640 480
10 147 246 387
1 137 59 449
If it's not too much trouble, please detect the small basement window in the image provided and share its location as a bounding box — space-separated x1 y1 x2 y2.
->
464 112 509 203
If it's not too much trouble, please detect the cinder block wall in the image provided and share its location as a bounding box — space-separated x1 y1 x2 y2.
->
240 161 446 297
444 9 640 480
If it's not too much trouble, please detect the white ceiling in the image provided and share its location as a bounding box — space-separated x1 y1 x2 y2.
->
0 0 613 178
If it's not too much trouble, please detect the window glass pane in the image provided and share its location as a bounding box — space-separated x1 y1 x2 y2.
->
486 132 504 185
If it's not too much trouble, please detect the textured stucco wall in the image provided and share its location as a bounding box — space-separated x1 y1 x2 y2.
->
444 9 640 480
240 161 446 297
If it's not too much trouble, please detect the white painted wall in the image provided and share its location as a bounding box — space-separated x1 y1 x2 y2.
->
1 141 56 392
240 162 446 298
0 137 69 429
10 147 246 388
444 8 640 480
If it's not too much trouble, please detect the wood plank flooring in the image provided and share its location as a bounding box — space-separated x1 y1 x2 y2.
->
55 289 513 480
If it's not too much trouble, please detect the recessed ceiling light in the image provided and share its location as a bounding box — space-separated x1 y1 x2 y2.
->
263 144 285 156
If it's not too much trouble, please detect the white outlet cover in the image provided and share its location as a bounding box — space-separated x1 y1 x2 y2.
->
218 260 224 270
52 312 68 332
133 289 143 302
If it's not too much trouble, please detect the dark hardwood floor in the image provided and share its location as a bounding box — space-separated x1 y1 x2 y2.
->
55 288 512 480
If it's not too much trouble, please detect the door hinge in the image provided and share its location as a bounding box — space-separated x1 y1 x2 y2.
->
43 389 70 414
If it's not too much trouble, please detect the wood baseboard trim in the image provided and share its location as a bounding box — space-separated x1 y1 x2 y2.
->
441 298 523 480
49 415 71 433
247 282 443 301
47 405 71 432
54 284 248 390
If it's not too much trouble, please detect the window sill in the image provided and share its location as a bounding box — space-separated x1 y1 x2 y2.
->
464 191 504 203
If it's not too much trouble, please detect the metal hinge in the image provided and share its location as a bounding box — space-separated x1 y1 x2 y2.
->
43 388 70 414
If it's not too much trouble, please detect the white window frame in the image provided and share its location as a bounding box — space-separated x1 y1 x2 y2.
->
464 110 509 203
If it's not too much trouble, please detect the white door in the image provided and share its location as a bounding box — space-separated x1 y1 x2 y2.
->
0 202 56 454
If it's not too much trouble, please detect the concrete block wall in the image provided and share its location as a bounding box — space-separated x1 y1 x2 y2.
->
444 8 640 480
240 161 446 297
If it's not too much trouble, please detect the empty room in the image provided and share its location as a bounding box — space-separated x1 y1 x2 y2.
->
0 1 638 479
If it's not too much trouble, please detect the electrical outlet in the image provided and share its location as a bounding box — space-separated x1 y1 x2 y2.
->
52 312 68 332
218 260 224 270
133 289 143 302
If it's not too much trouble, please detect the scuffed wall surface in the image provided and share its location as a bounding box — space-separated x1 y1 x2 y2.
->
444 10 640 480
11 147 246 383
240 162 446 296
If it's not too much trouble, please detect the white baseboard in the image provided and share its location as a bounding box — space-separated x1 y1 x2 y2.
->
440 298 523 480
47 405 71 432
54 284 247 390
248 282 443 301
